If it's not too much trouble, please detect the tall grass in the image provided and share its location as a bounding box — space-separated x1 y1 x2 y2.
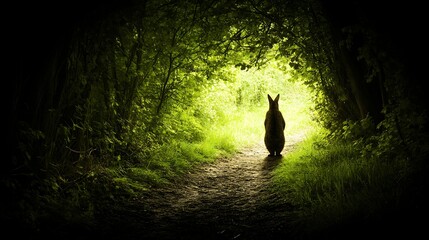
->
111 107 266 191
271 130 412 237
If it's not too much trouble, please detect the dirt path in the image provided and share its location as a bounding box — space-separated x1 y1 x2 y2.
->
98 133 305 240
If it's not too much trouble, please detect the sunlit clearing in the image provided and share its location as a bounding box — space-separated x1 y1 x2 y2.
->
201 61 317 149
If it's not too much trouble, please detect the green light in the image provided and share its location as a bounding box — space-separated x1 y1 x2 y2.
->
201 60 316 148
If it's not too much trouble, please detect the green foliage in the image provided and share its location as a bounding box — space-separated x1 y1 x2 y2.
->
271 129 419 236
9 0 427 236
377 100 428 157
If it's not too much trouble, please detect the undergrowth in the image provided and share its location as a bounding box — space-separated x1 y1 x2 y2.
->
271 127 424 238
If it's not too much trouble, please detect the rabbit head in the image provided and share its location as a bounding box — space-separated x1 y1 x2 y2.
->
268 94 280 110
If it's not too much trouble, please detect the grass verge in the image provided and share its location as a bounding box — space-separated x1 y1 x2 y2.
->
271 129 420 238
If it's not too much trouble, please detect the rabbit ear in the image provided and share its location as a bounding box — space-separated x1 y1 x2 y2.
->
268 94 273 102
274 94 280 102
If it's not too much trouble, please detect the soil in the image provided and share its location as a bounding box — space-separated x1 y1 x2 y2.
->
72 133 305 240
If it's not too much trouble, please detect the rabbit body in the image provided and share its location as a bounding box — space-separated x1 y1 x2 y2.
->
264 94 285 156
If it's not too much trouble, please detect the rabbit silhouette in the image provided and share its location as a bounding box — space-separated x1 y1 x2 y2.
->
264 94 285 157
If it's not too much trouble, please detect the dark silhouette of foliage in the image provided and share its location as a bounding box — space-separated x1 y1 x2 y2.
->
5 0 427 237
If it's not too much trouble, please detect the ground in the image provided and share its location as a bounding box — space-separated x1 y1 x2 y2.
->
89 133 306 240
29 131 427 240
31 134 305 240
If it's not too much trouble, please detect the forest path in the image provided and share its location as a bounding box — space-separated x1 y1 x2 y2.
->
99 133 306 240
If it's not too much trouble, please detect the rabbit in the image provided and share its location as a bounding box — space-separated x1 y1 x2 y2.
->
264 94 285 157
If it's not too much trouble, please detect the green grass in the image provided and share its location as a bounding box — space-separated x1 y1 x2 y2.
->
116 111 250 189
271 130 412 236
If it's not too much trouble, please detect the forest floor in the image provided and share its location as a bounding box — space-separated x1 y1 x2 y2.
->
90 133 306 240
29 131 429 240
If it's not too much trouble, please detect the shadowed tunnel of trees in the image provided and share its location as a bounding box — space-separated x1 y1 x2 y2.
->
4 0 429 239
